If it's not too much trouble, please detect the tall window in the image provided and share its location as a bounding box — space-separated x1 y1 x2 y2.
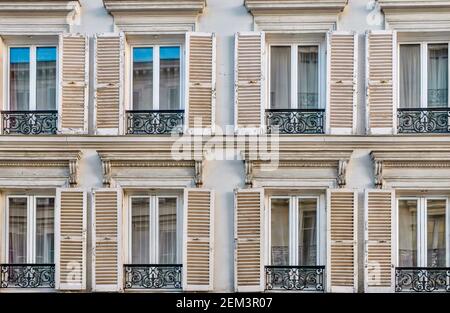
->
132 46 181 110
9 46 57 111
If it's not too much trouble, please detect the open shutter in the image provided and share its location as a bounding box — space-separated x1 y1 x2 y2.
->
55 188 87 290
94 33 124 135
367 31 396 135
327 189 358 292
183 189 214 291
59 34 89 134
0 36 4 119
364 189 395 292
235 32 265 134
0 191 4 262
234 188 264 292
186 33 216 134
92 188 122 292
327 32 357 135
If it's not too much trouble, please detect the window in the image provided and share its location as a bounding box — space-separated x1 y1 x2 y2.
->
132 46 181 110
9 46 57 111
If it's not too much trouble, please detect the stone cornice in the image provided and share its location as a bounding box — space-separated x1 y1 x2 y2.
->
379 0 450 9
103 0 206 14
245 0 347 12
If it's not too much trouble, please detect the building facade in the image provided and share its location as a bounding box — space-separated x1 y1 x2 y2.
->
0 0 450 293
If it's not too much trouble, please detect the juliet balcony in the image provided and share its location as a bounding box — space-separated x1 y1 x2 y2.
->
266 109 325 135
126 110 184 135
397 108 450 134
395 267 450 292
1 110 58 135
123 264 182 290
265 265 325 292
0 264 55 289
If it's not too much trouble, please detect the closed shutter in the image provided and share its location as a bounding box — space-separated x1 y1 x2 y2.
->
234 189 264 292
235 32 265 134
186 33 216 134
328 32 357 134
92 188 122 292
59 34 89 134
327 189 358 292
183 189 214 291
364 189 395 292
367 31 396 134
55 188 87 290
94 34 124 135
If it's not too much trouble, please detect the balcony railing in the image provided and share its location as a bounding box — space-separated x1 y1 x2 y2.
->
124 264 182 289
265 265 325 292
126 110 184 135
397 108 450 134
0 264 55 288
266 109 325 134
395 267 450 292
1 110 58 135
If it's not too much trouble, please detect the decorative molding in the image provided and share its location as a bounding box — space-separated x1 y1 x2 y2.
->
374 160 383 189
337 159 347 188
194 160 203 187
102 159 112 188
378 0 450 9
245 160 254 186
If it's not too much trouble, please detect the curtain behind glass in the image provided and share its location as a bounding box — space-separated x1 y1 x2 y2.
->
35 197 55 263
131 197 150 264
158 198 177 264
133 48 153 110
8 197 28 263
426 199 446 267
398 200 418 267
159 47 180 110
298 199 317 266
270 47 291 109
271 198 289 265
36 47 57 110
10 48 30 111
400 45 421 108
298 46 319 109
428 44 448 108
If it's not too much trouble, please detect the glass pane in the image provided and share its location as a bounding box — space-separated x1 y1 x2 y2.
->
271 198 289 265
427 199 447 267
158 198 177 264
298 46 319 109
35 197 55 263
131 197 150 264
159 47 180 110
133 47 153 110
428 44 448 108
270 46 291 109
10 48 30 111
298 199 317 266
398 199 418 267
400 45 421 108
36 47 57 110
8 197 28 263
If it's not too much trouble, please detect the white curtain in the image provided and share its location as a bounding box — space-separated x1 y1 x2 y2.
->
158 198 177 264
270 47 291 109
271 199 289 266
131 198 150 264
8 198 28 264
428 44 448 108
400 45 421 108
298 47 319 109
35 197 55 264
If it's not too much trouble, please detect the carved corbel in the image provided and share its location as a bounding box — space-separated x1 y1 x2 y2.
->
337 159 348 188
102 159 112 188
194 160 203 187
374 160 383 189
69 159 79 187
245 160 254 187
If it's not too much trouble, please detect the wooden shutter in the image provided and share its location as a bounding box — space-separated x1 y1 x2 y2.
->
364 189 395 292
186 33 216 134
235 32 265 134
367 31 396 134
94 33 124 135
183 189 214 291
0 191 4 262
0 36 4 122
328 32 357 134
234 189 264 292
92 188 122 292
59 34 88 134
55 188 87 290
327 189 358 292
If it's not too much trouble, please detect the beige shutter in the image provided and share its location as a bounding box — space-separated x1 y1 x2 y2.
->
55 188 87 290
328 32 357 134
0 36 4 122
367 31 396 134
183 189 214 291
327 189 358 292
234 189 264 292
0 191 4 262
235 32 265 134
94 33 124 135
59 34 89 134
186 33 216 134
92 188 122 292
364 189 395 292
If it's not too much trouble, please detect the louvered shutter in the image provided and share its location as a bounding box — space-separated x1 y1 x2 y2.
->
55 188 87 290
94 34 124 135
183 189 214 291
234 189 264 292
364 189 395 292
0 36 4 125
327 189 358 292
235 32 265 134
367 31 396 134
59 34 88 134
92 188 122 292
327 32 357 134
0 191 4 262
186 33 216 134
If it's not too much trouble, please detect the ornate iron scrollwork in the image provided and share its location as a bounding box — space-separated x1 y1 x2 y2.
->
0 264 55 288
126 110 184 135
397 108 450 134
124 264 182 289
395 267 450 292
265 266 325 291
266 109 325 134
1 110 58 135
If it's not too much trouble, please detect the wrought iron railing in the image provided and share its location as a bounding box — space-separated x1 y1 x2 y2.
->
124 264 182 289
395 267 450 292
265 265 325 291
1 110 58 135
0 264 55 288
126 110 184 135
266 109 325 134
397 108 450 134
